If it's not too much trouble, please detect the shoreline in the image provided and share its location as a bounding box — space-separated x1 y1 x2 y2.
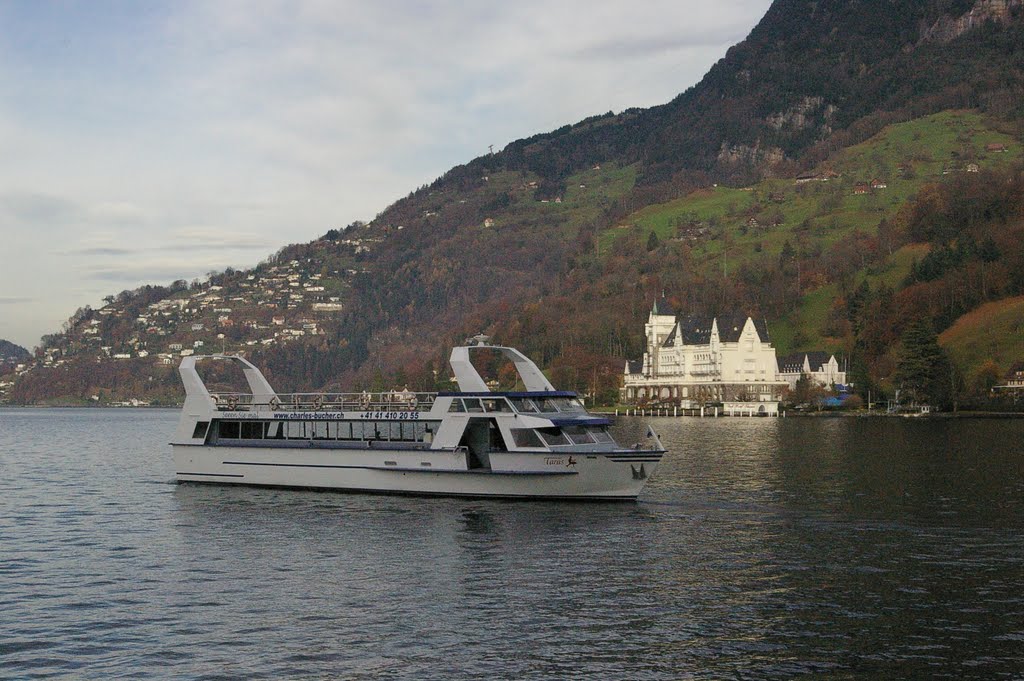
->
596 409 1024 419
4 404 1022 420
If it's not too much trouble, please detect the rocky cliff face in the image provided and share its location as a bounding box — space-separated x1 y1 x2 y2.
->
922 0 1024 43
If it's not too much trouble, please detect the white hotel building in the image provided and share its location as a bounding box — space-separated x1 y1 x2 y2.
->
622 300 790 415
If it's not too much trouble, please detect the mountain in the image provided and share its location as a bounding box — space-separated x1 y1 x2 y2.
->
0 339 30 367
0 340 31 402
439 0 1024 188
11 0 1024 407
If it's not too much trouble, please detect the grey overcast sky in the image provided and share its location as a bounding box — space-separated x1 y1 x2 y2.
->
0 1 773 350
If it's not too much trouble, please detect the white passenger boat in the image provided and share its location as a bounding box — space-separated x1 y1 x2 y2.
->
171 339 665 499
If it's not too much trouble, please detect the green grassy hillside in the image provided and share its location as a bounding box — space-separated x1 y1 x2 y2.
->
940 296 1024 379
601 110 1020 363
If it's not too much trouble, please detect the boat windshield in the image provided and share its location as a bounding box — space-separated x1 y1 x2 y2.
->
451 395 585 414
529 397 585 414
449 397 513 413
509 397 539 413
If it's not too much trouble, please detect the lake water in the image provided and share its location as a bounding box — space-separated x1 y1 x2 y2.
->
1 409 1023 680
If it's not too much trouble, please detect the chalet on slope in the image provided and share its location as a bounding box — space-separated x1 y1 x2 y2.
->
992 363 1024 393
776 351 847 390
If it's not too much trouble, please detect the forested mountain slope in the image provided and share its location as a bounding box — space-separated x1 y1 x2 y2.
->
11 0 1024 406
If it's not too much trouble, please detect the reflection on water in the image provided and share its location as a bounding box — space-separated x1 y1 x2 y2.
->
1 409 1023 679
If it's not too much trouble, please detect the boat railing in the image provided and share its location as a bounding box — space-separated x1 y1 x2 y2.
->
210 391 439 412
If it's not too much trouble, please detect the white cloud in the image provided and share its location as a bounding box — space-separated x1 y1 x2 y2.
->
0 0 771 349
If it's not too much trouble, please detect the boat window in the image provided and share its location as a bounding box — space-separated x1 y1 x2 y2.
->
536 427 570 446
191 421 210 439
463 398 484 413
240 421 265 439
509 398 538 413
482 398 511 413
590 426 614 444
511 428 544 448
228 419 444 444
563 425 595 445
448 399 466 413
219 421 240 439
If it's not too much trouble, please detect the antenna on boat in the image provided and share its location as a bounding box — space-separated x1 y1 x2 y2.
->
465 334 491 347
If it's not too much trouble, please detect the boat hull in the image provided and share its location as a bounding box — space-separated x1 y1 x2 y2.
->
173 444 661 500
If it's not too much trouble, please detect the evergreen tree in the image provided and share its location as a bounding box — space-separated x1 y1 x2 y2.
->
646 231 660 251
894 318 954 407
848 345 877 402
846 280 872 328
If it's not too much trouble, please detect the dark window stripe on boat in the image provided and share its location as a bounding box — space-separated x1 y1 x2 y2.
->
177 471 245 478
606 456 663 462
222 461 365 469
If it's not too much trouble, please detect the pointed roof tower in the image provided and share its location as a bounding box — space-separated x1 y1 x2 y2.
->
652 296 675 317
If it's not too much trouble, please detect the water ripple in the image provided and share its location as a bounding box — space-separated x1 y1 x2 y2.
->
1 409 1023 678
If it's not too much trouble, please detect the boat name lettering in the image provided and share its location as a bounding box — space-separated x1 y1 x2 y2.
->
219 411 419 420
544 457 566 466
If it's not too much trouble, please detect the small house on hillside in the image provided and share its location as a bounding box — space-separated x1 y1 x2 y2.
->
871 179 887 190
854 182 870 195
993 363 1024 392
986 143 1008 153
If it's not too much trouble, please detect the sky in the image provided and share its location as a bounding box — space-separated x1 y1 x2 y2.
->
0 0 773 350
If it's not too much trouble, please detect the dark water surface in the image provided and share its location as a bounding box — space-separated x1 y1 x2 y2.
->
2 409 1023 679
